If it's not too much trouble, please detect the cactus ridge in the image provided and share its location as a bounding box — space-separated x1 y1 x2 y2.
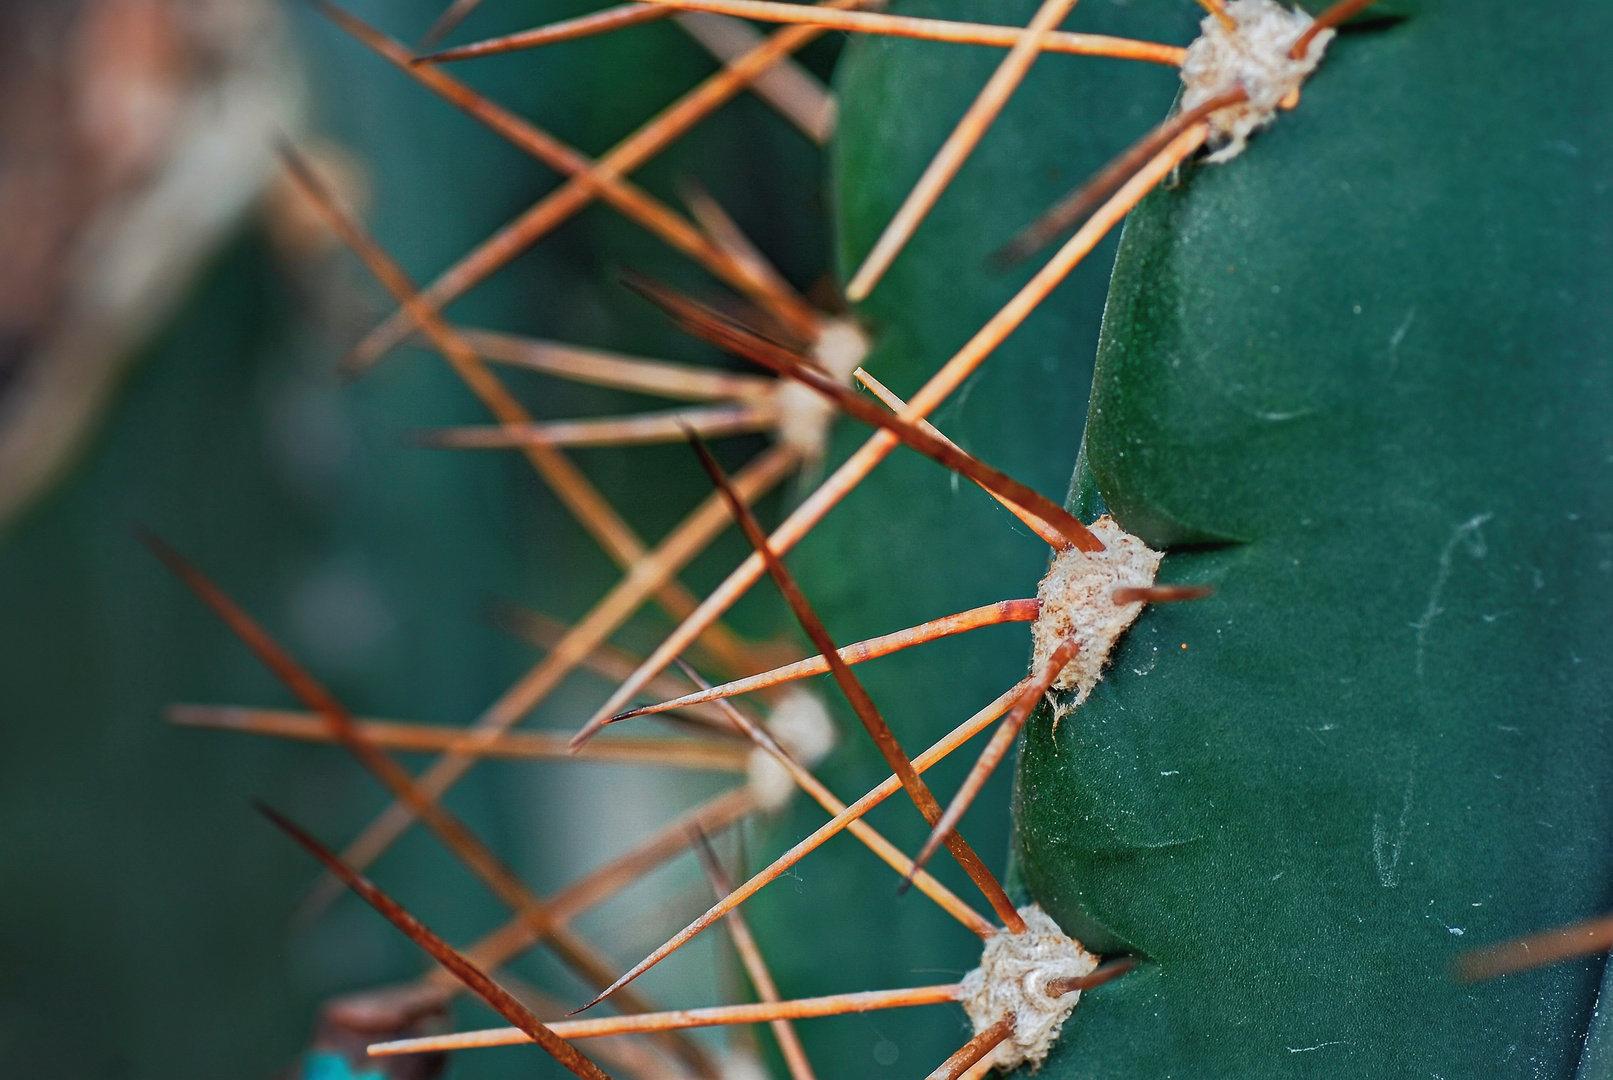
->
154 1 1613 1078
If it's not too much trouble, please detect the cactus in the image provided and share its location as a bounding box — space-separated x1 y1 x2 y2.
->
837 0 1613 1075
18 0 1608 1075
1003 1 1613 1078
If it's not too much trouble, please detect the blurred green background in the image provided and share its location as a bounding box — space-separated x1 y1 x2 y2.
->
0 0 1178 1076
0 0 832 1073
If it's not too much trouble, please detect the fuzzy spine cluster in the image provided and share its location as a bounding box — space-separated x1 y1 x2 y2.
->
961 906 1097 1071
1181 0 1335 162
1030 515 1162 717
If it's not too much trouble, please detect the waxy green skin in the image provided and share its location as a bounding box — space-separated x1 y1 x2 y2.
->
1012 1 1613 1075
779 1 1195 1075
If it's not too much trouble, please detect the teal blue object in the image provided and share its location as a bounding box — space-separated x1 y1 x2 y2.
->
303 1049 389 1080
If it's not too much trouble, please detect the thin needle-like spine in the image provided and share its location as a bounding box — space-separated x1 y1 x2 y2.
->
280 140 788 914
612 599 1039 722
486 602 763 733
343 0 869 371
436 787 760 985
1111 585 1213 605
1292 0 1384 58
1194 0 1237 32
673 12 838 145
843 0 1083 302
578 122 1208 749
677 177 817 339
1457 912 1613 983
416 403 777 450
853 368 1070 547
692 830 817 1080
994 86 1249 266
318 2 803 344
957 1053 998 1080
419 0 485 47
573 681 1020 1013
927 1014 1015 1080
372 984 964 1055
424 0 1187 67
623 274 1099 553
1045 956 1138 996
257 803 615 1080
906 637 1080 885
278 137 766 676
462 328 777 403
168 705 750 771
683 433 1025 930
676 659 995 936
420 3 675 59
139 531 717 1078
309 443 797 918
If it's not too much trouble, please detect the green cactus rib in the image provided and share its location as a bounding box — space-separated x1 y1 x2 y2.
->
1013 0 1613 1076
791 0 1193 1076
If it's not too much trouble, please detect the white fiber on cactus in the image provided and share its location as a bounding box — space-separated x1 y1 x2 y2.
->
961 905 1098 1071
1181 0 1335 163
746 687 837 811
1030 515 1162 715
776 317 869 460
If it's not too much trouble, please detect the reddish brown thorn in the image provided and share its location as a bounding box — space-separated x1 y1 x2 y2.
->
574 122 1207 744
138 529 717 1078
338 0 852 374
1291 0 1383 58
843 0 1084 302
138 528 529 899
317 1 774 375
485 602 751 735
854 369 1071 549
674 12 838 146
626 272 1102 554
419 0 487 49
569 685 1018 1015
436 786 758 985
684 431 1026 932
676 659 997 938
957 1050 999 1080
375 984 964 1055
994 86 1249 267
691 828 818 1080
1110 584 1213 605
255 803 614 1080
137 526 346 718
419 4 671 63
1045 955 1138 996
282 132 784 918
1456 911 1613 983
676 176 819 341
609 599 1040 723
927 1014 1015 1080
904 636 1080 889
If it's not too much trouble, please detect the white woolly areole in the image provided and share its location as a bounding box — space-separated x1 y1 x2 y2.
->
1180 0 1335 163
777 317 869 460
961 905 1097 1071
719 1049 769 1080
747 688 837 811
1030 516 1162 712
